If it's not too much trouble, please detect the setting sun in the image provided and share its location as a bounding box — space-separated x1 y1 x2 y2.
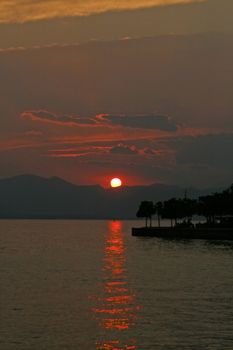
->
110 178 122 188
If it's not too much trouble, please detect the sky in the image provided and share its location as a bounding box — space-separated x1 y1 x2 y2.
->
0 0 232 188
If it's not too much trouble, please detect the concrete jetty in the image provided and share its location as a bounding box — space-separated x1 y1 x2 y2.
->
132 226 233 240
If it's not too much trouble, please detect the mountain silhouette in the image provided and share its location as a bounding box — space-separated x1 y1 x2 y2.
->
0 175 221 219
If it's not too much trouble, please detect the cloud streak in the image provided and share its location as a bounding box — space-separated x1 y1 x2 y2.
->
0 0 204 23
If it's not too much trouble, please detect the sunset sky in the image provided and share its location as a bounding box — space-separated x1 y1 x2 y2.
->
0 0 232 187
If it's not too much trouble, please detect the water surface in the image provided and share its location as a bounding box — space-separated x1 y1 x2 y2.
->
0 220 233 349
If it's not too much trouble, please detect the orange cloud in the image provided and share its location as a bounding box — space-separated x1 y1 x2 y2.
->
0 0 204 23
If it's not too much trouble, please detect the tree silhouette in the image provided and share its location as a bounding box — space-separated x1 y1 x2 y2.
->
155 201 163 227
136 201 155 227
182 198 197 224
162 198 184 227
136 183 233 228
198 193 222 224
198 184 233 224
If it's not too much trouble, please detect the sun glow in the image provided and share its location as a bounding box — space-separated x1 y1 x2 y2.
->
110 178 122 188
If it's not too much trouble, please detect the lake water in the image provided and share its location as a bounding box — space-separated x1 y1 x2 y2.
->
0 220 233 349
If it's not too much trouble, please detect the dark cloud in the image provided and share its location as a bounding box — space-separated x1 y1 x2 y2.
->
176 134 233 168
101 114 178 131
21 110 98 126
109 144 138 155
21 110 178 131
142 147 158 155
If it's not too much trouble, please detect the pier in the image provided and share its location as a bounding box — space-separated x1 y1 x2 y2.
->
132 227 233 240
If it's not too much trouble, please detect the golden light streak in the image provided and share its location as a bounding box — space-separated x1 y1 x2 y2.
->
0 0 205 24
93 221 140 349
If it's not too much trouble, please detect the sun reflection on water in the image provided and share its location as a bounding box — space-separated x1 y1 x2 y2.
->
93 220 139 350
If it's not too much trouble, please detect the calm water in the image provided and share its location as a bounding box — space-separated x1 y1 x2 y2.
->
0 220 233 350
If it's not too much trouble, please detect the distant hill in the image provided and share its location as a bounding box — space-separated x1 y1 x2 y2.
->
0 175 221 219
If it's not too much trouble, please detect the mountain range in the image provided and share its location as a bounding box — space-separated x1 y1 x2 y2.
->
0 175 221 219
